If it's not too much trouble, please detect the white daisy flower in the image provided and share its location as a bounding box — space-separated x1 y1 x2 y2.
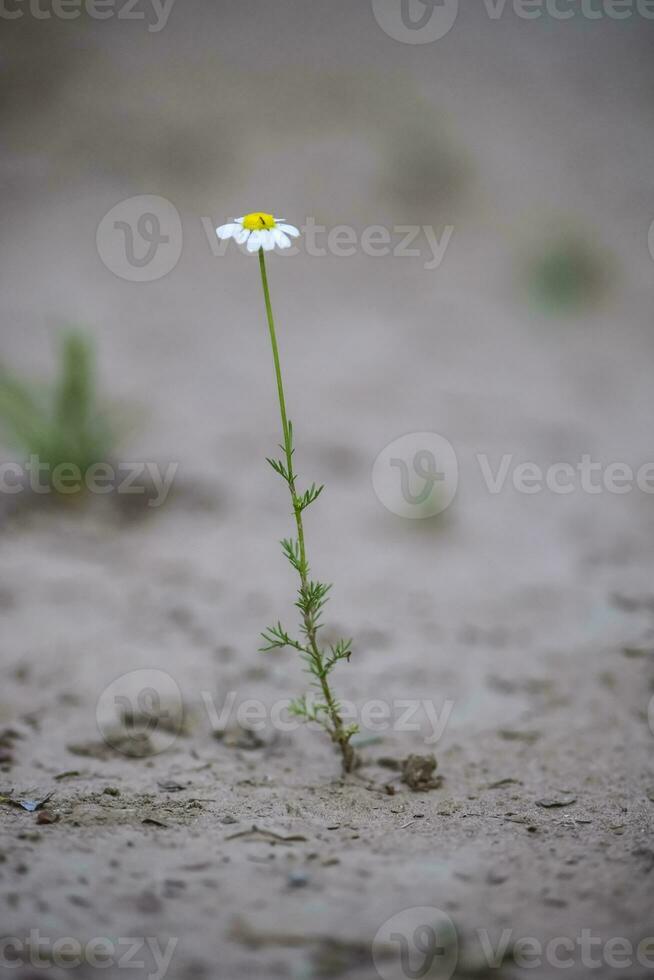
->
216 212 300 253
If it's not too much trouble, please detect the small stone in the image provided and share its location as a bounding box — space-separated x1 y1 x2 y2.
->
67 734 155 759
135 890 163 914
36 810 58 825
68 894 91 908
287 870 309 888
163 879 186 898
536 796 576 808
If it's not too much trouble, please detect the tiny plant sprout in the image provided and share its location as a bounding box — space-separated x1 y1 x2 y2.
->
216 212 359 773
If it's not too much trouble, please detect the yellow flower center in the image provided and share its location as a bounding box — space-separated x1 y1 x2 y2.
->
242 212 276 231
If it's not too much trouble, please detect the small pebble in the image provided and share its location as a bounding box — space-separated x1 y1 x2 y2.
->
287 870 309 888
536 797 576 808
487 870 508 885
36 810 58 825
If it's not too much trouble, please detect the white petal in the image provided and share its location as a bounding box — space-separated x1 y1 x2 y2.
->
276 223 300 238
246 230 263 252
235 227 250 245
261 230 276 251
273 228 291 249
216 223 240 239
233 216 245 222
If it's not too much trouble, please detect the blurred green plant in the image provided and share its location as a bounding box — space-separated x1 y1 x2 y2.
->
382 125 469 216
526 236 609 314
0 331 117 491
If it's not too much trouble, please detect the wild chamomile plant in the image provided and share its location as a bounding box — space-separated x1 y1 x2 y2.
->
216 212 358 773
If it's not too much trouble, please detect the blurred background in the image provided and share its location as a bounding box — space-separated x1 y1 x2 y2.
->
2 0 653 655
1 1 653 976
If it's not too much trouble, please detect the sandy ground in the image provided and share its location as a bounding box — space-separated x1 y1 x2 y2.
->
1 3 654 978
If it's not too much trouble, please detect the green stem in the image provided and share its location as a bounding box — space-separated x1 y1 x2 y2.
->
257 248 354 773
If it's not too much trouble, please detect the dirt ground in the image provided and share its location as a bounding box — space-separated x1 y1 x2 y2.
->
1 4 653 979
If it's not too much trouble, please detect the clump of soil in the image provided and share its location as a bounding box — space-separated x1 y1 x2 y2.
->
66 733 155 759
401 754 442 791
